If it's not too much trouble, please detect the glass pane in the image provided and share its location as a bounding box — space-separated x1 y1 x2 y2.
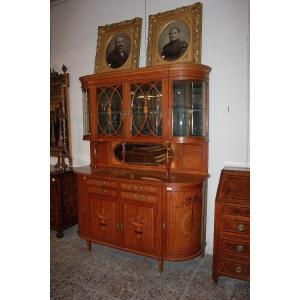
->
97 86 123 136
82 88 90 136
172 81 206 137
131 82 162 136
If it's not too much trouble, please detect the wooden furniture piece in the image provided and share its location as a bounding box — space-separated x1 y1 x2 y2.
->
50 166 77 238
76 63 211 271
212 167 250 282
50 65 72 170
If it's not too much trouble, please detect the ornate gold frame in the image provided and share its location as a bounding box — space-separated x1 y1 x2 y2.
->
146 2 202 66
94 17 142 73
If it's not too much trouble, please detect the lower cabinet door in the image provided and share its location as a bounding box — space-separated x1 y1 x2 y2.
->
90 195 117 244
123 203 156 254
165 188 203 256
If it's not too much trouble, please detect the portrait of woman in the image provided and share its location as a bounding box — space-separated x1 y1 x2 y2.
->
158 21 190 61
106 33 131 68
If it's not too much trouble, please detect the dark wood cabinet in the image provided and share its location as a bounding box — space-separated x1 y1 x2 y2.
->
50 167 77 237
212 167 250 282
76 63 211 271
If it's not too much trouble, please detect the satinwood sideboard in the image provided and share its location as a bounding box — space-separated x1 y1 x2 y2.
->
75 63 211 271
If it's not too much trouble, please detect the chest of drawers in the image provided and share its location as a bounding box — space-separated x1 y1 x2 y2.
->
50 167 77 237
212 167 250 282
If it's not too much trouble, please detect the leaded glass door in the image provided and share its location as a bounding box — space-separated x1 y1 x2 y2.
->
96 85 123 136
131 81 162 137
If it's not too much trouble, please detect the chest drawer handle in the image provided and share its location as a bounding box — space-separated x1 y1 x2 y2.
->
51 178 56 182
236 224 246 232
235 245 245 252
235 266 243 273
98 188 105 193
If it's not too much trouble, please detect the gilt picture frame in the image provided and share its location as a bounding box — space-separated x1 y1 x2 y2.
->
94 17 142 73
146 2 202 66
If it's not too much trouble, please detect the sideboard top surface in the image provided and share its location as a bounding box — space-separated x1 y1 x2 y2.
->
74 165 207 184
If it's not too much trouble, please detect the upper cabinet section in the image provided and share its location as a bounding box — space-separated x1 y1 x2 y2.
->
80 63 211 143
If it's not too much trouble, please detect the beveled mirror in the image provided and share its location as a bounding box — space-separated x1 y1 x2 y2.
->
114 143 173 166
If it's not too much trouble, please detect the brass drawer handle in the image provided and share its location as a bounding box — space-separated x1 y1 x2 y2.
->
235 245 245 252
236 223 246 232
98 188 105 193
235 266 243 273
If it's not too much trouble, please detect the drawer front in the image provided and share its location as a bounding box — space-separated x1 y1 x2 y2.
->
219 173 249 201
87 185 118 198
120 191 157 204
219 258 250 280
223 204 250 217
222 219 250 236
86 178 118 189
120 182 159 195
221 239 250 257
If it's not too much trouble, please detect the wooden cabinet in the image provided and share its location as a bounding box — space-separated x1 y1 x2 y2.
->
76 63 211 271
212 167 250 282
76 169 207 271
50 167 77 237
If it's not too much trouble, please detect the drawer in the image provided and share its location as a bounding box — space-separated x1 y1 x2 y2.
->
219 258 250 279
222 218 250 236
86 178 118 189
221 239 250 257
87 185 118 198
222 204 250 217
120 191 157 204
120 182 159 195
219 173 249 201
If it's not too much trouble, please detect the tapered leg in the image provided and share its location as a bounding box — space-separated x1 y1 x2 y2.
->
157 259 163 273
86 240 91 251
56 231 63 238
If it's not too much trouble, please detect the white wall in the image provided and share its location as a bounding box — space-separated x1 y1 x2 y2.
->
51 0 249 254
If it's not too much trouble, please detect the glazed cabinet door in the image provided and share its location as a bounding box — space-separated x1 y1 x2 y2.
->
89 195 118 244
123 203 156 255
171 80 208 140
129 80 167 140
164 186 204 258
96 85 124 138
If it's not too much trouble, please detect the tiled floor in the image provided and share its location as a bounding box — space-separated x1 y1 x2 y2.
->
51 226 250 299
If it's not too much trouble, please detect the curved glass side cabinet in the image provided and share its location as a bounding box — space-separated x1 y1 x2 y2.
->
82 88 90 138
172 80 207 138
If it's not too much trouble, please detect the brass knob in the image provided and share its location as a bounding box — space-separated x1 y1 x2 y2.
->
235 245 245 252
83 176 86 180
235 266 242 273
236 223 246 232
51 178 56 182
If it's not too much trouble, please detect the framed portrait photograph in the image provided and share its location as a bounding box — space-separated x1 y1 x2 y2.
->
94 17 142 73
146 2 202 66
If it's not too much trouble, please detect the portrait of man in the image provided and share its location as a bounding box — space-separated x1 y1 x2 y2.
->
106 33 131 68
158 21 189 61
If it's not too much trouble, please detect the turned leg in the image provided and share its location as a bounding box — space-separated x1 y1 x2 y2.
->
56 231 63 238
85 240 91 251
157 259 163 273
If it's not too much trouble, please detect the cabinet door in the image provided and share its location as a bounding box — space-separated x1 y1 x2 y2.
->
123 203 156 254
165 188 203 256
50 176 59 229
171 80 208 138
96 85 123 137
90 195 118 244
130 81 164 138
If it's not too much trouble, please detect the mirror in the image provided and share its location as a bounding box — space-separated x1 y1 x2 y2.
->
50 65 72 169
114 143 173 166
